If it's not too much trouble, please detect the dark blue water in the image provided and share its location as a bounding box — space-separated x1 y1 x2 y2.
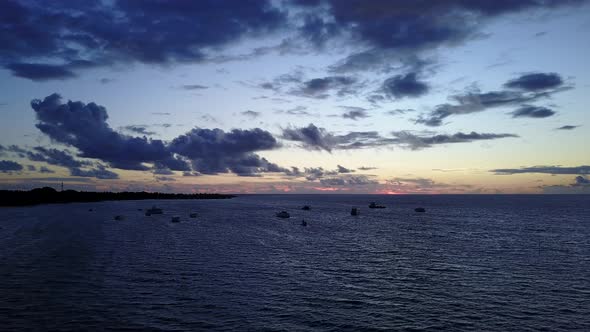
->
1 195 589 331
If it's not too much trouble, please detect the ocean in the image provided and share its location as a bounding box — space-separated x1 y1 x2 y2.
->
1 194 589 331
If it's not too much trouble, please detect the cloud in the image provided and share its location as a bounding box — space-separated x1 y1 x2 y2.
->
503 72 564 91
70 165 119 179
169 128 282 176
511 105 555 118
337 165 354 173
26 146 89 168
121 125 157 136
241 110 261 118
0 160 23 173
385 177 471 193
282 124 516 151
5 63 77 81
281 123 393 151
391 131 518 150
358 166 377 171
31 94 186 171
415 72 569 126
491 165 590 175
2 1 287 80
181 84 208 90
39 166 55 174
30 94 288 177
556 125 580 130
383 73 429 98
341 106 369 120
573 176 590 186
320 175 378 186
293 76 358 98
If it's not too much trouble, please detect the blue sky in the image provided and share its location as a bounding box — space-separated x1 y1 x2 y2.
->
0 0 589 194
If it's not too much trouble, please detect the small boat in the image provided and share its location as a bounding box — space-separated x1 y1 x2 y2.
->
369 202 386 209
302 205 311 211
137 208 142 211
276 211 290 218
114 215 125 221
88 208 93 212
171 216 180 223
301 219 307 226
414 207 426 213
351 207 359 216
145 206 163 216
189 213 198 218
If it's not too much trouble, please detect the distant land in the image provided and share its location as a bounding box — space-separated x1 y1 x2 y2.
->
0 187 235 207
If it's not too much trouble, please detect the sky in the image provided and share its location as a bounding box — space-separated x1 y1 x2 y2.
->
0 0 589 194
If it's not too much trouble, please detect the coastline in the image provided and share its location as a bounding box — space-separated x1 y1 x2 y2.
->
0 187 235 207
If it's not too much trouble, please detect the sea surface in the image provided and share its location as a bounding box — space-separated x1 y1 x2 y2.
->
1 194 589 331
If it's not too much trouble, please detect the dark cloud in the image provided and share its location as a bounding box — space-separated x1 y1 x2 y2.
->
556 125 579 130
26 146 88 169
503 72 564 91
2 0 287 80
491 165 590 175
6 63 76 81
0 160 23 173
295 1 585 73
281 124 393 151
181 84 208 90
358 166 377 171
294 76 358 98
415 75 567 126
70 165 119 179
511 105 555 118
573 176 590 186
341 106 369 120
31 94 186 171
391 131 518 150
241 110 261 118
155 176 176 182
39 166 55 174
320 175 378 186
337 165 354 173
30 94 288 177
169 128 282 176
121 125 157 136
386 109 415 116
383 73 429 98
282 124 517 151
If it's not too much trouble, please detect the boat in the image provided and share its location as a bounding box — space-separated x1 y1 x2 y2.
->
171 216 180 223
414 207 426 213
369 202 386 209
189 213 198 218
276 211 290 218
351 207 359 216
114 215 125 221
145 206 163 216
301 219 307 226
302 205 311 211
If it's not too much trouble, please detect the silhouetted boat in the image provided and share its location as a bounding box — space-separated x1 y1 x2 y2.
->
302 205 311 211
301 219 307 226
415 207 426 213
351 207 359 216
189 213 198 218
114 215 125 221
145 206 163 216
276 211 290 218
171 216 180 223
369 202 386 209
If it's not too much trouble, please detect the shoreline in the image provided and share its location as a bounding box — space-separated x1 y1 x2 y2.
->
0 187 235 207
